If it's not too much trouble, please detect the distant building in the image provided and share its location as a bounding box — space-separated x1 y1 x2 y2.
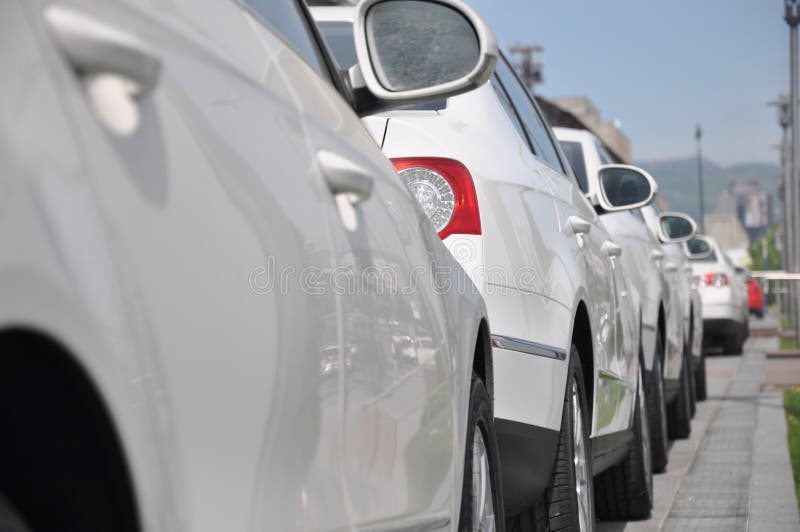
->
537 96 631 163
712 180 774 243
704 213 750 255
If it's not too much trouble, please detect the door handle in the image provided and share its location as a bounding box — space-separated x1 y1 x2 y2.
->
317 150 373 204
664 263 678 273
602 241 623 258
44 5 161 96
567 216 591 236
651 249 664 262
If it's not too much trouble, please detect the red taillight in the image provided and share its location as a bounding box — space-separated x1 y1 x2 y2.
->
392 157 480 240
703 273 729 287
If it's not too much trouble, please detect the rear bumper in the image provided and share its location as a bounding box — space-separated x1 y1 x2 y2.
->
702 302 740 322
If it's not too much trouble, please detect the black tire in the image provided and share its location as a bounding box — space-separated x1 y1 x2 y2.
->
646 350 669 474
595 366 654 521
542 345 593 532
0 495 32 532
667 351 692 439
694 351 707 401
459 375 505 532
687 344 697 418
723 328 744 355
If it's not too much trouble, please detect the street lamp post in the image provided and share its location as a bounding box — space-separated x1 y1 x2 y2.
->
695 125 705 232
770 94 794 324
786 0 800 339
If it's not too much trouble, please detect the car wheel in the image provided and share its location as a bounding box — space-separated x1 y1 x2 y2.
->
543 345 593 532
694 351 707 401
723 328 744 355
687 345 697 418
667 350 692 439
459 374 505 532
0 495 32 532
595 366 654 520
646 347 669 473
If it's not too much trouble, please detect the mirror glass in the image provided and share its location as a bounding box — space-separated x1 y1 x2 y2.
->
365 0 479 91
686 237 713 260
660 215 694 240
598 167 652 208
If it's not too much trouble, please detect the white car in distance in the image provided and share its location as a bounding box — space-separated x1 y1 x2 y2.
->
555 127 700 465
687 235 749 354
314 8 662 528
0 0 505 531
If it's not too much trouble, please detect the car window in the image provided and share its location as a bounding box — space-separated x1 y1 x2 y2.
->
559 141 589 193
595 140 615 164
490 75 529 149
243 0 327 78
493 56 564 172
317 20 445 111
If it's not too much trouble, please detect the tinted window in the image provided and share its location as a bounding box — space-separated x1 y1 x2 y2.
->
244 0 326 77
318 21 445 111
494 56 564 172
559 141 589 193
595 140 615 164
491 76 528 147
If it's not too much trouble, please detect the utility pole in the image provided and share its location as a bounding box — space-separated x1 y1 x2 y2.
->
769 94 793 323
695 125 705 232
509 43 544 93
786 0 800 339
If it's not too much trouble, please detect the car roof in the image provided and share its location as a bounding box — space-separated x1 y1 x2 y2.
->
310 6 354 23
553 126 596 144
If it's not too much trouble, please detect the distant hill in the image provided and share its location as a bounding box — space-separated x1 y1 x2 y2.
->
634 157 781 222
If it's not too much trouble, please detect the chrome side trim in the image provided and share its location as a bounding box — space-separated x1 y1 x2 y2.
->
491 334 566 361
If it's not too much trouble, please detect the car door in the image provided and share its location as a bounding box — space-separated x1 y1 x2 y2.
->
243 2 459 527
492 62 633 436
29 1 353 530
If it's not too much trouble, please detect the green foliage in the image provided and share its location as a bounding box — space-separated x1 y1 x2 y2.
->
784 388 800 513
748 226 782 271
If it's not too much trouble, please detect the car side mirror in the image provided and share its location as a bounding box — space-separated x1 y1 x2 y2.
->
350 0 497 114
595 164 657 212
685 236 713 260
657 212 697 244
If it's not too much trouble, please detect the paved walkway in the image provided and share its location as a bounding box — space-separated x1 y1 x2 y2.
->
597 328 800 531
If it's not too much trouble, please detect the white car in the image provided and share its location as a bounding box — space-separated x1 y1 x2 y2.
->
555 127 701 460
687 235 749 354
640 203 702 434
315 9 659 527
0 1 505 531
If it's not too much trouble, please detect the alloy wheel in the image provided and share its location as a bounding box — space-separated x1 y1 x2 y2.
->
572 378 591 531
472 424 496 531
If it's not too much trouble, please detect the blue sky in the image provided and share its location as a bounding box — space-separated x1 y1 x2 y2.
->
464 0 788 166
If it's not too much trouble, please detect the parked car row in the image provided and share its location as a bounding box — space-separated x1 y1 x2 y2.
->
0 1 716 531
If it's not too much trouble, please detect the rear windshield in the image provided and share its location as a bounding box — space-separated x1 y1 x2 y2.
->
686 239 717 262
317 21 445 111
559 141 589 193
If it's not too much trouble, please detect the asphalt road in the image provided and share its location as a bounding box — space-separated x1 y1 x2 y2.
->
597 323 800 532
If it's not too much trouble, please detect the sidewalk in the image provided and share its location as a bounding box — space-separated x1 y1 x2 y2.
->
597 326 800 531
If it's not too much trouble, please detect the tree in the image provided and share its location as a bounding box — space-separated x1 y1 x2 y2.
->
748 225 782 271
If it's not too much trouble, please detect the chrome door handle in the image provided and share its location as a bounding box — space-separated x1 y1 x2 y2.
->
651 249 664 262
602 241 623 258
317 150 373 203
664 263 678 273
45 6 161 96
567 216 591 236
